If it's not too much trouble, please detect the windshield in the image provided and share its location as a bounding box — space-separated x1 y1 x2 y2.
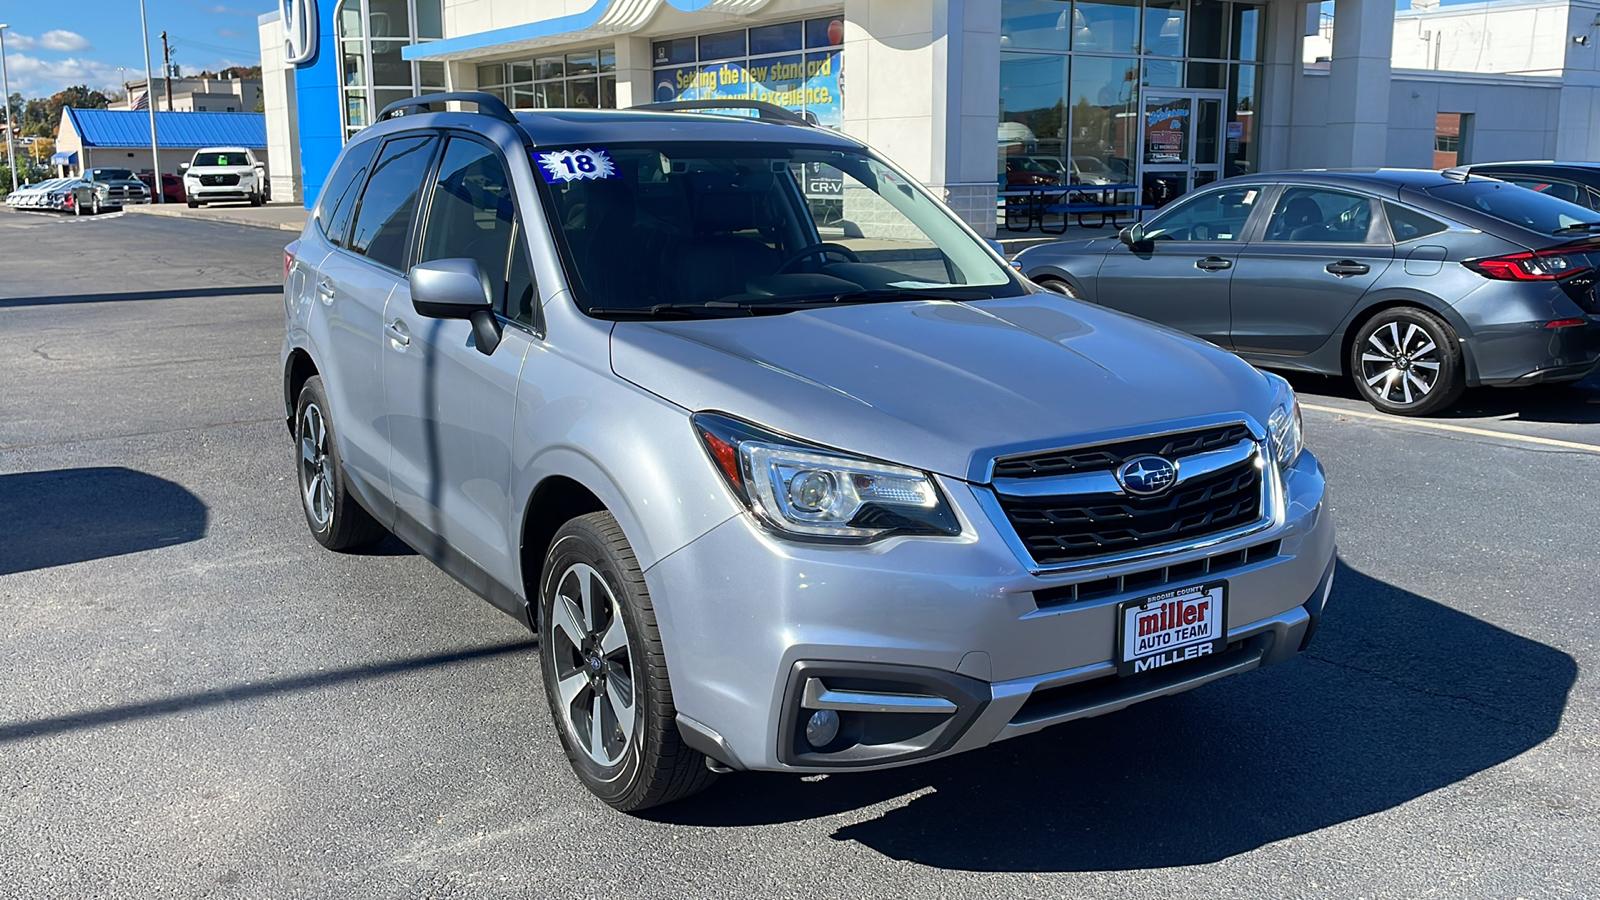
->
531 142 1020 315
193 152 249 167
1427 181 1598 234
91 169 134 181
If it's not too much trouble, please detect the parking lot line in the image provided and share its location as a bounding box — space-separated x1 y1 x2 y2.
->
1301 402 1600 454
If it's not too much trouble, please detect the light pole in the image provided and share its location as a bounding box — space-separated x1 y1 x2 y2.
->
0 25 18 193
137 0 163 201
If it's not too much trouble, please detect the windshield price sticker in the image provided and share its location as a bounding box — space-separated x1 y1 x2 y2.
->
536 148 618 183
1116 583 1227 677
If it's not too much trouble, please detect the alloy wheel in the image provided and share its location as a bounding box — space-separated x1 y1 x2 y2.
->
297 403 333 531
1359 320 1441 406
548 562 636 767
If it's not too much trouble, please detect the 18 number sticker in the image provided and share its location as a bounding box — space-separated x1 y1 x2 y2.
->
536 148 617 183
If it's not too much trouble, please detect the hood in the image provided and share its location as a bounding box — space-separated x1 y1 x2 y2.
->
610 296 1277 482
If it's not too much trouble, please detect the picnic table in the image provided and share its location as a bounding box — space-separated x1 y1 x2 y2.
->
1000 183 1155 233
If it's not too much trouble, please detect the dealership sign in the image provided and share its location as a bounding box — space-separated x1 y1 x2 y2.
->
282 0 319 65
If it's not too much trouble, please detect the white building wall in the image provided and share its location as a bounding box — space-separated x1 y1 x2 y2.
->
260 11 302 204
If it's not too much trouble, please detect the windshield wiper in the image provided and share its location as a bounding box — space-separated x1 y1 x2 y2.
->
585 303 755 318
764 288 992 308
1551 222 1600 235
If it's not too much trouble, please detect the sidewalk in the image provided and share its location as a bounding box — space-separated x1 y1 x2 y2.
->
123 201 308 232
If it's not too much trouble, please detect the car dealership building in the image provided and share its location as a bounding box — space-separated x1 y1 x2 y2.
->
258 0 1600 234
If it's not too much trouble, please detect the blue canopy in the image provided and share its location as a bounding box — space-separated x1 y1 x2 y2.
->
50 151 78 165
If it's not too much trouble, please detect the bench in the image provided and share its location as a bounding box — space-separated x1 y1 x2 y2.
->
1039 202 1156 232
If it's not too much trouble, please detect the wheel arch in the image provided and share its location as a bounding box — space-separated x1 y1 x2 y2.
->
518 474 608 621
1335 295 1480 386
283 348 320 434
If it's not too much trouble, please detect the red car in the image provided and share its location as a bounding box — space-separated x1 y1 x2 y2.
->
137 173 185 204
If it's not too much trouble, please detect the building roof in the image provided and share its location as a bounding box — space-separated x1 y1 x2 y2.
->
511 108 862 148
62 109 267 149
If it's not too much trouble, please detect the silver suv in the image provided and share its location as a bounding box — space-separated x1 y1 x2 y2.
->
282 93 1335 811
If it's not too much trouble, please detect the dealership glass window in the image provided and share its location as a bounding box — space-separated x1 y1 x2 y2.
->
478 47 618 111
1143 58 1182 87
651 19 844 130
1144 0 1185 57
1187 0 1228 59
1434 113 1464 167
1231 2 1262 61
1070 55 1139 181
1074 0 1141 54
335 0 444 138
999 53 1068 165
1000 0 1075 51
1226 64 1257 176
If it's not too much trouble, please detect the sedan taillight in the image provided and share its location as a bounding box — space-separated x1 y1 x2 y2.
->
1463 247 1594 281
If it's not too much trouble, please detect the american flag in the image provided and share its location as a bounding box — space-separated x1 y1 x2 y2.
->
131 91 149 111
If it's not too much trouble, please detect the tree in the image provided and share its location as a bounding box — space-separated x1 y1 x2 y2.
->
46 85 111 126
30 137 55 164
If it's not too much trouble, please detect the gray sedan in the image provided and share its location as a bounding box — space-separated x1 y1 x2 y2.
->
1016 169 1600 415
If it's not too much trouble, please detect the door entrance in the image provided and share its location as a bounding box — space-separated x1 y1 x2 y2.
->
1140 91 1226 210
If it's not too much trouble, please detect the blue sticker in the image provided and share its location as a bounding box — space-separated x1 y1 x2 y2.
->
536 148 618 183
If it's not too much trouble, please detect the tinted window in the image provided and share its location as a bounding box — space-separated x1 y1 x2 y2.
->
1144 186 1261 242
418 137 535 323
315 138 380 247
1263 187 1374 243
193 152 250 167
1502 177 1582 205
1383 203 1448 242
349 135 438 270
1427 181 1599 234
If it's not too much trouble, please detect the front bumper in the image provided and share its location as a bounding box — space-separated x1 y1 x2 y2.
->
186 182 258 201
649 448 1334 773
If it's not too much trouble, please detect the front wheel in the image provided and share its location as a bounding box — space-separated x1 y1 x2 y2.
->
1034 277 1081 299
539 512 716 812
1349 307 1465 416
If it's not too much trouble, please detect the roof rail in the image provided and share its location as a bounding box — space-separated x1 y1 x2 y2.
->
378 91 517 124
630 99 811 125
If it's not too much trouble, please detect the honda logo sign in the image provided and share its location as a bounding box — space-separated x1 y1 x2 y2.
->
281 0 318 65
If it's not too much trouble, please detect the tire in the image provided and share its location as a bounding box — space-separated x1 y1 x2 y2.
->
187 197 199 209
249 192 263 207
91 197 102 215
73 197 84 217
1035 277 1081 299
1349 307 1465 416
293 376 387 550
539 512 716 812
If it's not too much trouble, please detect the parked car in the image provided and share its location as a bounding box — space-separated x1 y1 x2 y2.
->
137 172 186 204
1449 161 1600 212
283 93 1334 811
6 177 88 212
73 167 152 215
1016 169 1600 416
182 147 268 207
1002 155 1063 189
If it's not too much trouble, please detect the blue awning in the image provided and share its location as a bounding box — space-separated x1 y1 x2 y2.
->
50 151 77 165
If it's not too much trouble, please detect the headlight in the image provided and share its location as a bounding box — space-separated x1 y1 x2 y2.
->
1265 373 1303 470
692 412 960 541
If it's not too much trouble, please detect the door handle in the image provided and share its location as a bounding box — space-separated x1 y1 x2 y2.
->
1195 256 1233 271
1325 260 1370 276
315 278 335 303
385 319 411 347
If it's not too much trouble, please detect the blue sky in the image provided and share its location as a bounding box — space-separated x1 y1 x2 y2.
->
1 0 264 98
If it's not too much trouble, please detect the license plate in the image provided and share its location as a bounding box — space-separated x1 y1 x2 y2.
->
1115 582 1227 677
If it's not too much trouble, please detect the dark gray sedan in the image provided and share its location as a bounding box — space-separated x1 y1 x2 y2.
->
1015 169 1600 415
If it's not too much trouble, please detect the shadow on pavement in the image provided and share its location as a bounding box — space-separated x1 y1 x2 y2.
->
1283 370 1600 425
0 285 282 308
653 562 1575 872
0 467 209 576
0 640 534 743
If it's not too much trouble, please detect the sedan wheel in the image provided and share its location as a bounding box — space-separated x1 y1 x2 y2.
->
1350 308 1464 416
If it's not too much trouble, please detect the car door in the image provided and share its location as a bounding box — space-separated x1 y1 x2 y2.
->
382 134 538 600
306 136 399 514
1092 184 1267 347
1228 185 1395 357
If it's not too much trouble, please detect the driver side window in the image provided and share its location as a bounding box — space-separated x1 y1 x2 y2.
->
1143 187 1260 242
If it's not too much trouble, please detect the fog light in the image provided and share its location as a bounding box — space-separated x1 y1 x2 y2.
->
804 709 840 748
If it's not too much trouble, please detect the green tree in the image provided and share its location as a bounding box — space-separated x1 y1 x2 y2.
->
46 85 112 126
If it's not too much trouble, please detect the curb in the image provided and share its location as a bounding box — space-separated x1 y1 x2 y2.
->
122 203 307 232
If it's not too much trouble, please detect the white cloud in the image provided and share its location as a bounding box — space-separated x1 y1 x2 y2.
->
217 28 242 39
3 53 127 97
4 30 94 53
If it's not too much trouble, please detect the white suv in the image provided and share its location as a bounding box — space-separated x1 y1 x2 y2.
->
182 147 268 207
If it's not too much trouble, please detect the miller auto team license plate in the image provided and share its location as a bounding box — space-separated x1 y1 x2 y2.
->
1116 582 1227 676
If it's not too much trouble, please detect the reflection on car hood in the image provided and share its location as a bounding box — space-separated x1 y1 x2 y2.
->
609 296 1275 481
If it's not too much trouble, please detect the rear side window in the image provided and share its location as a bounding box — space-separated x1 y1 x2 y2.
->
1426 181 1598 234
349 134 440 271
417 137 537 325
1262 187 1375 243
1383 203 1448 242
315 139 380 248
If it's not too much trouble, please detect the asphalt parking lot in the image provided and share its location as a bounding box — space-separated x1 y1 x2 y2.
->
2 209 1597 899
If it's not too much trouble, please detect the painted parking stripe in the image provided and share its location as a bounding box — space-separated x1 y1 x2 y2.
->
1300 402 1600 454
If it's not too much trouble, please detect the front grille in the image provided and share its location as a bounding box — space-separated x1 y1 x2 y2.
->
200 173 240 186
1032 540 1281 608
998 459 1262 565
993 424 1254 479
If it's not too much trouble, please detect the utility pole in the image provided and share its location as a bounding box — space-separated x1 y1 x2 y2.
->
139 0 163 201
0 25 16 190
161 31 173 111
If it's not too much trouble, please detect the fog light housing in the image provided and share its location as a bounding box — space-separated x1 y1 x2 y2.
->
804 709 841 748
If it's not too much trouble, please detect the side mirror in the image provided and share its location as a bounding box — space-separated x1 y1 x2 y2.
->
179 162 189 170
985 238 1006 257
1119 223 1147 247
409 258 502 356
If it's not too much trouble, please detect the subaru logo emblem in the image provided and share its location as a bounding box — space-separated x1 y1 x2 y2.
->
1117 455 1177 496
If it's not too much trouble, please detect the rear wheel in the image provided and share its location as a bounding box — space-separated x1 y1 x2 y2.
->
1349 307 1465 416
539 512 716 812
294 376 387 550
1035 277 1081 299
